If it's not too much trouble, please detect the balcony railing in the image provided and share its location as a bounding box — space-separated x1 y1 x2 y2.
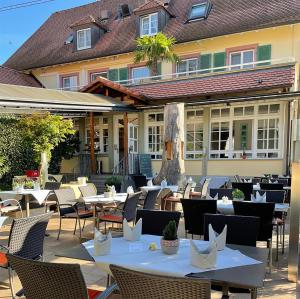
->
58 57 295 91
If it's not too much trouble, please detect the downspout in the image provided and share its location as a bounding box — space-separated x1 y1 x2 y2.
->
286 100 291 175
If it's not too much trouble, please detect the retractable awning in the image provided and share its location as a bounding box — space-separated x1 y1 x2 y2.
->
0 83 135 113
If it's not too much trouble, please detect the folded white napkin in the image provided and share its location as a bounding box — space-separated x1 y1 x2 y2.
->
190 240 217 269
94 229 112 256
221 196 229 203
251 191 266 203
147 180 153 187
206 193 218 200
123 218 142 241
209 224 227 251
127 186 134 194
161 179 167 188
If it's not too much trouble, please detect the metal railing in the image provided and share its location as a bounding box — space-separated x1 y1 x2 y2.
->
57 57 295 91
112 153 139 175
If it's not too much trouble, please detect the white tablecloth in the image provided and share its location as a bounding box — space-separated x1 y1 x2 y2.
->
253 184 291 191
217 200 289 215
83 235 261 277
79 193 128 204
140 185 178 193
0 190 51 205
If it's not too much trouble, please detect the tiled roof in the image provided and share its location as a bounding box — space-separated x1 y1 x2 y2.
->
130 65 295 100
4 0 300 70
133 0 166 14
70 15 99 28
0 66 42 88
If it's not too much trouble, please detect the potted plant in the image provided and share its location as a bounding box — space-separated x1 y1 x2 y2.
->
105 176 122 193
160 220 179 255
232 189 245 201
261 178 268 184
24 180 34 190
104 185 112 198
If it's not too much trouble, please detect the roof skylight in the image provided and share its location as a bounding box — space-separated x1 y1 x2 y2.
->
188 1 212 21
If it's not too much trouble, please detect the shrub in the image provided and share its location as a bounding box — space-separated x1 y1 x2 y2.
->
232 188 245 199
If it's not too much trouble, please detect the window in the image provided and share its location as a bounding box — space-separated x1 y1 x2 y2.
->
77 28 91 50
177 58 198 77
62 76 78 91
230 50 254 70
210 122 230 159
90 71 108 82
209 103 283 159
140 13 158 36
189 1 211 21
186 110 203 159
257 118 279 158
85 117 109 153
132 66 150 83
146 112 164 159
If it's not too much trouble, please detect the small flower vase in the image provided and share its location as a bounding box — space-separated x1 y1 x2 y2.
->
160 238 179 255
104 192 112 198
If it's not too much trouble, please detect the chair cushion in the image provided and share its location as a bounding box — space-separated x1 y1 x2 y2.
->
165 196 181 203
99 214 122 223
273 218 284 225
189 191 202 197
87 288 102 299
63 210 93 219
0 252 8 268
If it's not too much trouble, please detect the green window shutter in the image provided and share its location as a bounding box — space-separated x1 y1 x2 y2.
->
213 52 226 72
157 62 162 75
199 54 212 73
257 45 272 66
119 68 128 84
108 69 119 81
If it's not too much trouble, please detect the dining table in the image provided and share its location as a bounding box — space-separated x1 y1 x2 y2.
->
217 199 289 215
55 234 267 299
76 193 128 226
0 189 51 217
140 185 179 193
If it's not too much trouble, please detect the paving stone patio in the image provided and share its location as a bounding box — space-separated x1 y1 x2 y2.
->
0 210 297 298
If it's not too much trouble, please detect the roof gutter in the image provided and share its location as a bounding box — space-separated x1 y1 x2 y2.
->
138 91 300 110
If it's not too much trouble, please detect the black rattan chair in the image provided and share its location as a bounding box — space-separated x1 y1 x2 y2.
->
232 182 253 201
0 213 53 298
136 209 181 235
131 175 148 191
260 183 284 190
204 214 260 247
54 188 94 240
233 201 275 271
98 192 142 233
44 182 62 212
7 254 117 299
209 188 233 199
180 199 217 238
143 189 160 210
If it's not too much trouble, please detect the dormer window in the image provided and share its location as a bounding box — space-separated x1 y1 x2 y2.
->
77 28 91 50
140 13 158 36
188 1 212 22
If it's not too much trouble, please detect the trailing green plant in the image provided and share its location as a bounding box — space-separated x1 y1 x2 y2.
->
232 189 245 199
105 184 112 192
49 132 80 174
162 220 178 241
105 176 122 187
19 112 75 163
134 32 180 77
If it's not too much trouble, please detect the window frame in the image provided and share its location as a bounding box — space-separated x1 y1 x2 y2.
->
188 1 211 22
176 58 199 77
60 74 79 91
229 49 256 70
145 112 164 160
90 71 108 82
140 12 158 37
131 66 150 83
185 109 204 160
209 103 284 160
85 116 109 154
77 28 92 51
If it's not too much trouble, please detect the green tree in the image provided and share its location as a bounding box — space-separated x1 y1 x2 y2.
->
134 32 180 77
19 112 75 163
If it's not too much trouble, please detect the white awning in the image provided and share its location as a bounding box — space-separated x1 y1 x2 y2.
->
0 83 134 113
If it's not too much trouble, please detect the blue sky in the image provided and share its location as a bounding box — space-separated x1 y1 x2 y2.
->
0 0 94 64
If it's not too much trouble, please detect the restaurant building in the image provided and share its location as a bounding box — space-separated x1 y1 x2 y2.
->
3 0 300 177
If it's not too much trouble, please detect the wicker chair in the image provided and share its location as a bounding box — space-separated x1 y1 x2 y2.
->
98 192 141 233
44 182 62 213
79 184 98 197
7 254 117 299
54 188 94 240
0 199 23 217
0 213 53 298
110 264 211 299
